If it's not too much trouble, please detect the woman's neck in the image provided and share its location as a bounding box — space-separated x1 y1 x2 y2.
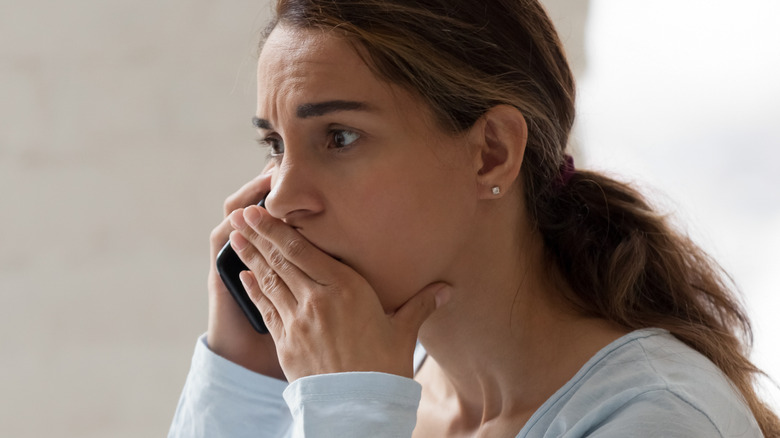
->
416 208 627 432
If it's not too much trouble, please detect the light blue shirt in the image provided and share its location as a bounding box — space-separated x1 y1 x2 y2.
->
168 328 763 437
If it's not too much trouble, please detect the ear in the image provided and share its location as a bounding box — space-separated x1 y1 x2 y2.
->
469 105 527 199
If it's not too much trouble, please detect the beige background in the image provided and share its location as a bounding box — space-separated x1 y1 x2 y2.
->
1 1 272 436
2 1 775 437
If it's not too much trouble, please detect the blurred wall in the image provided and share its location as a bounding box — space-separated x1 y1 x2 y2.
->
1 2 270 436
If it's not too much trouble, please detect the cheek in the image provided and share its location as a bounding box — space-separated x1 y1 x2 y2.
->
341 164 475 310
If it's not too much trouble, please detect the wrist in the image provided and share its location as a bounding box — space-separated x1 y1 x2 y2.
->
207 328 286 380
207 302 286 380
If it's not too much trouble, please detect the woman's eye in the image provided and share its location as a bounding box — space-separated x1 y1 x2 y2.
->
258 137 284 155
331 130 360 149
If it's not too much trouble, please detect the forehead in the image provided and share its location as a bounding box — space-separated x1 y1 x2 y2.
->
257 25 389 111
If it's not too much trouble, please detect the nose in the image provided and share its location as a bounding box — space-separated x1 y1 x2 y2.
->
264 154 324 223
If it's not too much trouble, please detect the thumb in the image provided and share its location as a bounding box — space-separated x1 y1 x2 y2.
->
392 282 451 332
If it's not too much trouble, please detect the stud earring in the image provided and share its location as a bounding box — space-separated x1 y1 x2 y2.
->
491 186 501 195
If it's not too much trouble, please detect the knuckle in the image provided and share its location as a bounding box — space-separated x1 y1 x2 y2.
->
288 313 312 336
209 225 227 248
223 195 239 216
276 259 297 277
259 305 278 328
248 290 280 330
324 282 347 298
284 238 307 258
269 250 286 268
301 293 328 318
258 237 274 253
209 227 221 245
260 271 279 292
300 295 317 313
278 345 295 364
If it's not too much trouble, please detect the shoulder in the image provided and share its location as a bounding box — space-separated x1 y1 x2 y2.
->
520 328 762 438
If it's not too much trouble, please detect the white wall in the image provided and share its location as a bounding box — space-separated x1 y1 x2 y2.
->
579 0 780 408
1 2 270 436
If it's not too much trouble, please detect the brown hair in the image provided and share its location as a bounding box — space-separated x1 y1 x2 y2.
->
265 0 779 434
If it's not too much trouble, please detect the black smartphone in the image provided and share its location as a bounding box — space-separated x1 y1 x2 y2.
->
215 196 269 334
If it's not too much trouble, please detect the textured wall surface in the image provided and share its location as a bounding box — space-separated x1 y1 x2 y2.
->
1 2 271 436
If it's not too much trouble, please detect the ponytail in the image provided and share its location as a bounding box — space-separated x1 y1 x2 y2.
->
534 168 780 437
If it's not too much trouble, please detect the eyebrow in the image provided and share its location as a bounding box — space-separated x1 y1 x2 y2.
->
252 100 372 130
296 100 370 118
252 117 273 130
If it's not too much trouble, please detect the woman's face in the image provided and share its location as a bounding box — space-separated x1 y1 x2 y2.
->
256 25 480 311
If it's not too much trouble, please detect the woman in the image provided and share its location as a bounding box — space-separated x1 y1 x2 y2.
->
170 0 778 436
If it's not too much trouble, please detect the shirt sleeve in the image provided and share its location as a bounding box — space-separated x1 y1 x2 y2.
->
282 372 422 438
167 334 292 438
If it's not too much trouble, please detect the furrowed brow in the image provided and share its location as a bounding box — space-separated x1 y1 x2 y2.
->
296 100 371 118
253 100 371 129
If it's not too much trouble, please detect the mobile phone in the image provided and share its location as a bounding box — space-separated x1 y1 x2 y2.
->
215 196 269 334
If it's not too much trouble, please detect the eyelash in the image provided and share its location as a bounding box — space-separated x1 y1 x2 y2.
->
256 136 283 157
328 128 361 150
256 128 361 158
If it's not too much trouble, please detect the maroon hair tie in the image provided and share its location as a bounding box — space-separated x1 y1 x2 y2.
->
559 154 576 186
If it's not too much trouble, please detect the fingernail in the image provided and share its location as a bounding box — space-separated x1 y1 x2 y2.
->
229 209 246 229
434 286 451 309
244 206 262 227
239 270 254 288
230 231 247 251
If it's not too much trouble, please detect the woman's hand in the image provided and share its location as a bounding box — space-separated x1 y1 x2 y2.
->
228 205 451 382
206 166 285 380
